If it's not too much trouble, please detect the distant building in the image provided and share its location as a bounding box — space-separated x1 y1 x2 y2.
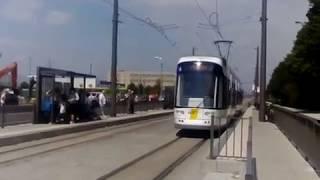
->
115 70 176 88
99 81 126 89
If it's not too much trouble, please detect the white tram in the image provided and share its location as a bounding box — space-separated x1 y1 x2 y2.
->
174 56 242 130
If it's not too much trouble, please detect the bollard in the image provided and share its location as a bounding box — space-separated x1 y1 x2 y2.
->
210 115 215 159
1 105 6 128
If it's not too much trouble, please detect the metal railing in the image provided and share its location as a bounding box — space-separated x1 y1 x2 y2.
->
1 104 35 128
271 104 320 175
209 115 257 180
209 116 252 159
0 102 164 128
104 101 163 115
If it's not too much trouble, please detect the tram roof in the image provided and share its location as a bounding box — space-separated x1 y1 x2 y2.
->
178 56 241 85
178 56 224 66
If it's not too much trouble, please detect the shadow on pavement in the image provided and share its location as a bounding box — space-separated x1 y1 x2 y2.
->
176 129 227 139
176 129 210 139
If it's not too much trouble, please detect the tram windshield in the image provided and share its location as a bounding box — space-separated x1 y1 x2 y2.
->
176 62 224 109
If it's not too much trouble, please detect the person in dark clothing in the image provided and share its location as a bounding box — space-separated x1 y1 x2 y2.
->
68 88 79 124
42 92 53 123
127 89 135 114
44 89 58 124
51 88 61 124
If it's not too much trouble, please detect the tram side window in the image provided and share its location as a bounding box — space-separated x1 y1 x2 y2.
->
230 82 234 107
216 77 224 109
221 77 228 108
232 83 236 106
218 76 228 109
225 78 230 107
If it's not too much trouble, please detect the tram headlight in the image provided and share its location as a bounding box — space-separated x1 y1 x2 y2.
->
204 112 214 118
175 110 185 115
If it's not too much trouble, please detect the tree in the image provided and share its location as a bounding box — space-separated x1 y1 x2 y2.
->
144 85 152 95
151 79 161 95
19 81 29 89
127 83 137 94
268 0 320 110
138 84 144 95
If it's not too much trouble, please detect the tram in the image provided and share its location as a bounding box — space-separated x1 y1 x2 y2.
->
174 56 242 130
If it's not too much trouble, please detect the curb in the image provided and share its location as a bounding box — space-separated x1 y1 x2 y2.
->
0 111 173 147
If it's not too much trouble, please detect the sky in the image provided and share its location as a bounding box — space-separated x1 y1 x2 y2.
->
0 0 310 91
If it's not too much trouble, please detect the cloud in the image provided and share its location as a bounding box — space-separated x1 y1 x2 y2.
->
1 0 43 23
45 10 72 25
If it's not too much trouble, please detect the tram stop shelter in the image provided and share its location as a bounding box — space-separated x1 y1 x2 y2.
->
34 67 96 124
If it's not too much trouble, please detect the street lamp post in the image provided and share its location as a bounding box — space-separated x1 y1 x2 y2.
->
259 0 268 121
255 46 260 107
110 0 119 117
154 56 164 95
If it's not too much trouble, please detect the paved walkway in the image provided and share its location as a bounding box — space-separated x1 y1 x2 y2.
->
252 108 319 180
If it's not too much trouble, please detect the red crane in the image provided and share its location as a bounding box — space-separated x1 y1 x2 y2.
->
0 62 18 89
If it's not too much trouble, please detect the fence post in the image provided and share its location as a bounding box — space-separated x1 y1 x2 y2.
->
245 117 256 180
210 115 215 159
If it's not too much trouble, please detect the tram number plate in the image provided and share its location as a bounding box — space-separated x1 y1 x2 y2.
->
190 109 199 120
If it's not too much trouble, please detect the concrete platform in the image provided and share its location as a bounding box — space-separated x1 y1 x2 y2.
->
166 106 320 180
0 109 173 147
252 108 320 180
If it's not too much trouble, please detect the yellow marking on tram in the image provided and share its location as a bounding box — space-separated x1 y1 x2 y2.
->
190 109 199 120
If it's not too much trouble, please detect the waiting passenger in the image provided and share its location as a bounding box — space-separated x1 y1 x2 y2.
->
127 89 135 114
98 92 106 118
43 90 53 124
0 89 9 106
68 88 80 124
51 88 61 124
57 94 68 123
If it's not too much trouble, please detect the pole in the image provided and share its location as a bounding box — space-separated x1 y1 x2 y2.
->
29 57 32 75
110 0 119 117
210 115 215 159
160 63 163 93
90 64 93 75
192 47 196 56
260 0 267 121
255 46 259 107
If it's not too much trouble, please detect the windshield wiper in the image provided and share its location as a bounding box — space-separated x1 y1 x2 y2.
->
196 96 211 108
196 101 203 108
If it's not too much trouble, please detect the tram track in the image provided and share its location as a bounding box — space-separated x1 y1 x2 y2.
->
97 137 207 180
0 115 172 165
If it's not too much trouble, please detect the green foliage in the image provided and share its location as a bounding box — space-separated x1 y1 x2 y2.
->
19 81 29 89
151 79 161 95
138 84 144 95
144 85 152 95
104 88 112 95
268 0 320 110
127 83 137 93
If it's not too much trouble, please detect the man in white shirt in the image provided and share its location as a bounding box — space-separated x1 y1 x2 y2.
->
98 92 106 117
0 89 8 107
